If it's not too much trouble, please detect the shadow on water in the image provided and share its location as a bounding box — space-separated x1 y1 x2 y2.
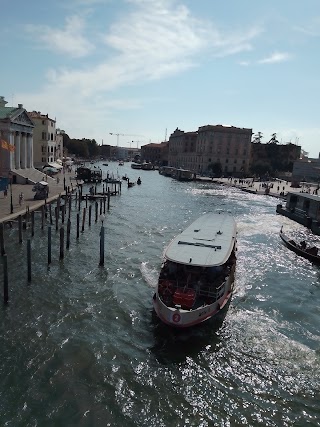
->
149 300 231 365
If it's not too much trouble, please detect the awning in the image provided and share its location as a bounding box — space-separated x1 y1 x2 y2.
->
46 162 63 170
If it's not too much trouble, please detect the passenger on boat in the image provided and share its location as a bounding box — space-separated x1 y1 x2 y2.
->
300 240 307 250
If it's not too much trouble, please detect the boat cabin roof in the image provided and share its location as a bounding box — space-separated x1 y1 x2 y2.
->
164 212 236 267
287 192 320 202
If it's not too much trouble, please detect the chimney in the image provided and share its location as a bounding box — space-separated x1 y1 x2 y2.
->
18 103 23 108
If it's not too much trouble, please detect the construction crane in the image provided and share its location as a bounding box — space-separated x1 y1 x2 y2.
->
109 132 145 147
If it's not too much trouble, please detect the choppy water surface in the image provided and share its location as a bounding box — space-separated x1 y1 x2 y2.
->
0 162 319 427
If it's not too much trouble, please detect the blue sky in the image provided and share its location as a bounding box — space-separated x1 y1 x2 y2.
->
1 0 320 156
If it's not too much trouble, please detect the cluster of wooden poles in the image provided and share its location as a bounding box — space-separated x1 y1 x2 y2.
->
0 185 115 304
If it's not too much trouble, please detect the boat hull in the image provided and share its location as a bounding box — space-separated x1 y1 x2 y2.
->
153 290 232 328
279 229 320 264
153 274 234 328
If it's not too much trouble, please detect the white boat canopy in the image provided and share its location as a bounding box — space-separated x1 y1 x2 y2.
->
164 212 236 267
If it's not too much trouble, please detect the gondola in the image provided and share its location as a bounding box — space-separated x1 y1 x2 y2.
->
279 226 320 265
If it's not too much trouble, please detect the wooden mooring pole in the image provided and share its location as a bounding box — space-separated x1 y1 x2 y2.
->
0 223 5 256
60 227 64 260
88 205 92 227
99 225 105 266
76 213 80 239
66 218 71 249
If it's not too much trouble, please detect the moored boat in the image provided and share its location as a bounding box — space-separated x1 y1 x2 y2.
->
279 226 320 264
159 166 175 177
153 212 237 328
131 163 142 169
141 162 154 170
172 168 195 181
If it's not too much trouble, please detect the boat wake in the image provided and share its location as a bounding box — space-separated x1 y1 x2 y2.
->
140 262 158 288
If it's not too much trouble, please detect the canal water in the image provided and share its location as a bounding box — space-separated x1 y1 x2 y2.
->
0 162 319 427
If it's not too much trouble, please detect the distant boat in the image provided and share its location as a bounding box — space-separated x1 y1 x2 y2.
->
276 192 320 235
153 212 237 328
159 166 175 177
76 166 102 183
172 168 195 181
131 163 142 169
141 163 154 170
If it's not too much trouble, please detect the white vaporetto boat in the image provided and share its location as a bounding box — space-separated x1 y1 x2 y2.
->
153 212 237 328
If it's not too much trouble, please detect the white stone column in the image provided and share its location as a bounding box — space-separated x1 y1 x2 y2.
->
21 133 27 169
26 133 30 169
30 134 33 168
15 132 21 169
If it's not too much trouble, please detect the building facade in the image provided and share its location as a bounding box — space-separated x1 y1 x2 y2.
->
140 142 168 165
292 155 320 183
28 111 60 169
0 96 35 182
168 125 252 175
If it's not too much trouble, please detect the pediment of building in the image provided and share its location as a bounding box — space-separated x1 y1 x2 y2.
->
11 110 35 127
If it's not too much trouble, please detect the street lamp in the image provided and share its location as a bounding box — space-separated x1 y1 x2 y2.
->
8 171 13 214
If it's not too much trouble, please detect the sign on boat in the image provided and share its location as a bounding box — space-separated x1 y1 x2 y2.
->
153 212 237 328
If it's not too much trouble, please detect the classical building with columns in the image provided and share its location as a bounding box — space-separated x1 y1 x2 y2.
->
0 96 35 183
28 111 63 170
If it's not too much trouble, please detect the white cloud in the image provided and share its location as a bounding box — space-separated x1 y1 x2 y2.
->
258 51 292 64
19 0 263 140
25 15 94 58
45 0 261 93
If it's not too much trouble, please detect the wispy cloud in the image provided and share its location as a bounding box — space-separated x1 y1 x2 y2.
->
294 17 320 37
44 0 262 92
19 0 263 138
25 15 94 58
258 51 292 64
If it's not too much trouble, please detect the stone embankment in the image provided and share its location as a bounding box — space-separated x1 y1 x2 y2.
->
0 171 76 224
197 176 319 199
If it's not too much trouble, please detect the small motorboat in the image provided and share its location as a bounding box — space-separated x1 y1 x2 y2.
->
279 226 320 265
153 212 237 328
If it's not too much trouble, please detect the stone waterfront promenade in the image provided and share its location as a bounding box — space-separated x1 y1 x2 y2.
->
0 171 76 225
199 176 319 199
